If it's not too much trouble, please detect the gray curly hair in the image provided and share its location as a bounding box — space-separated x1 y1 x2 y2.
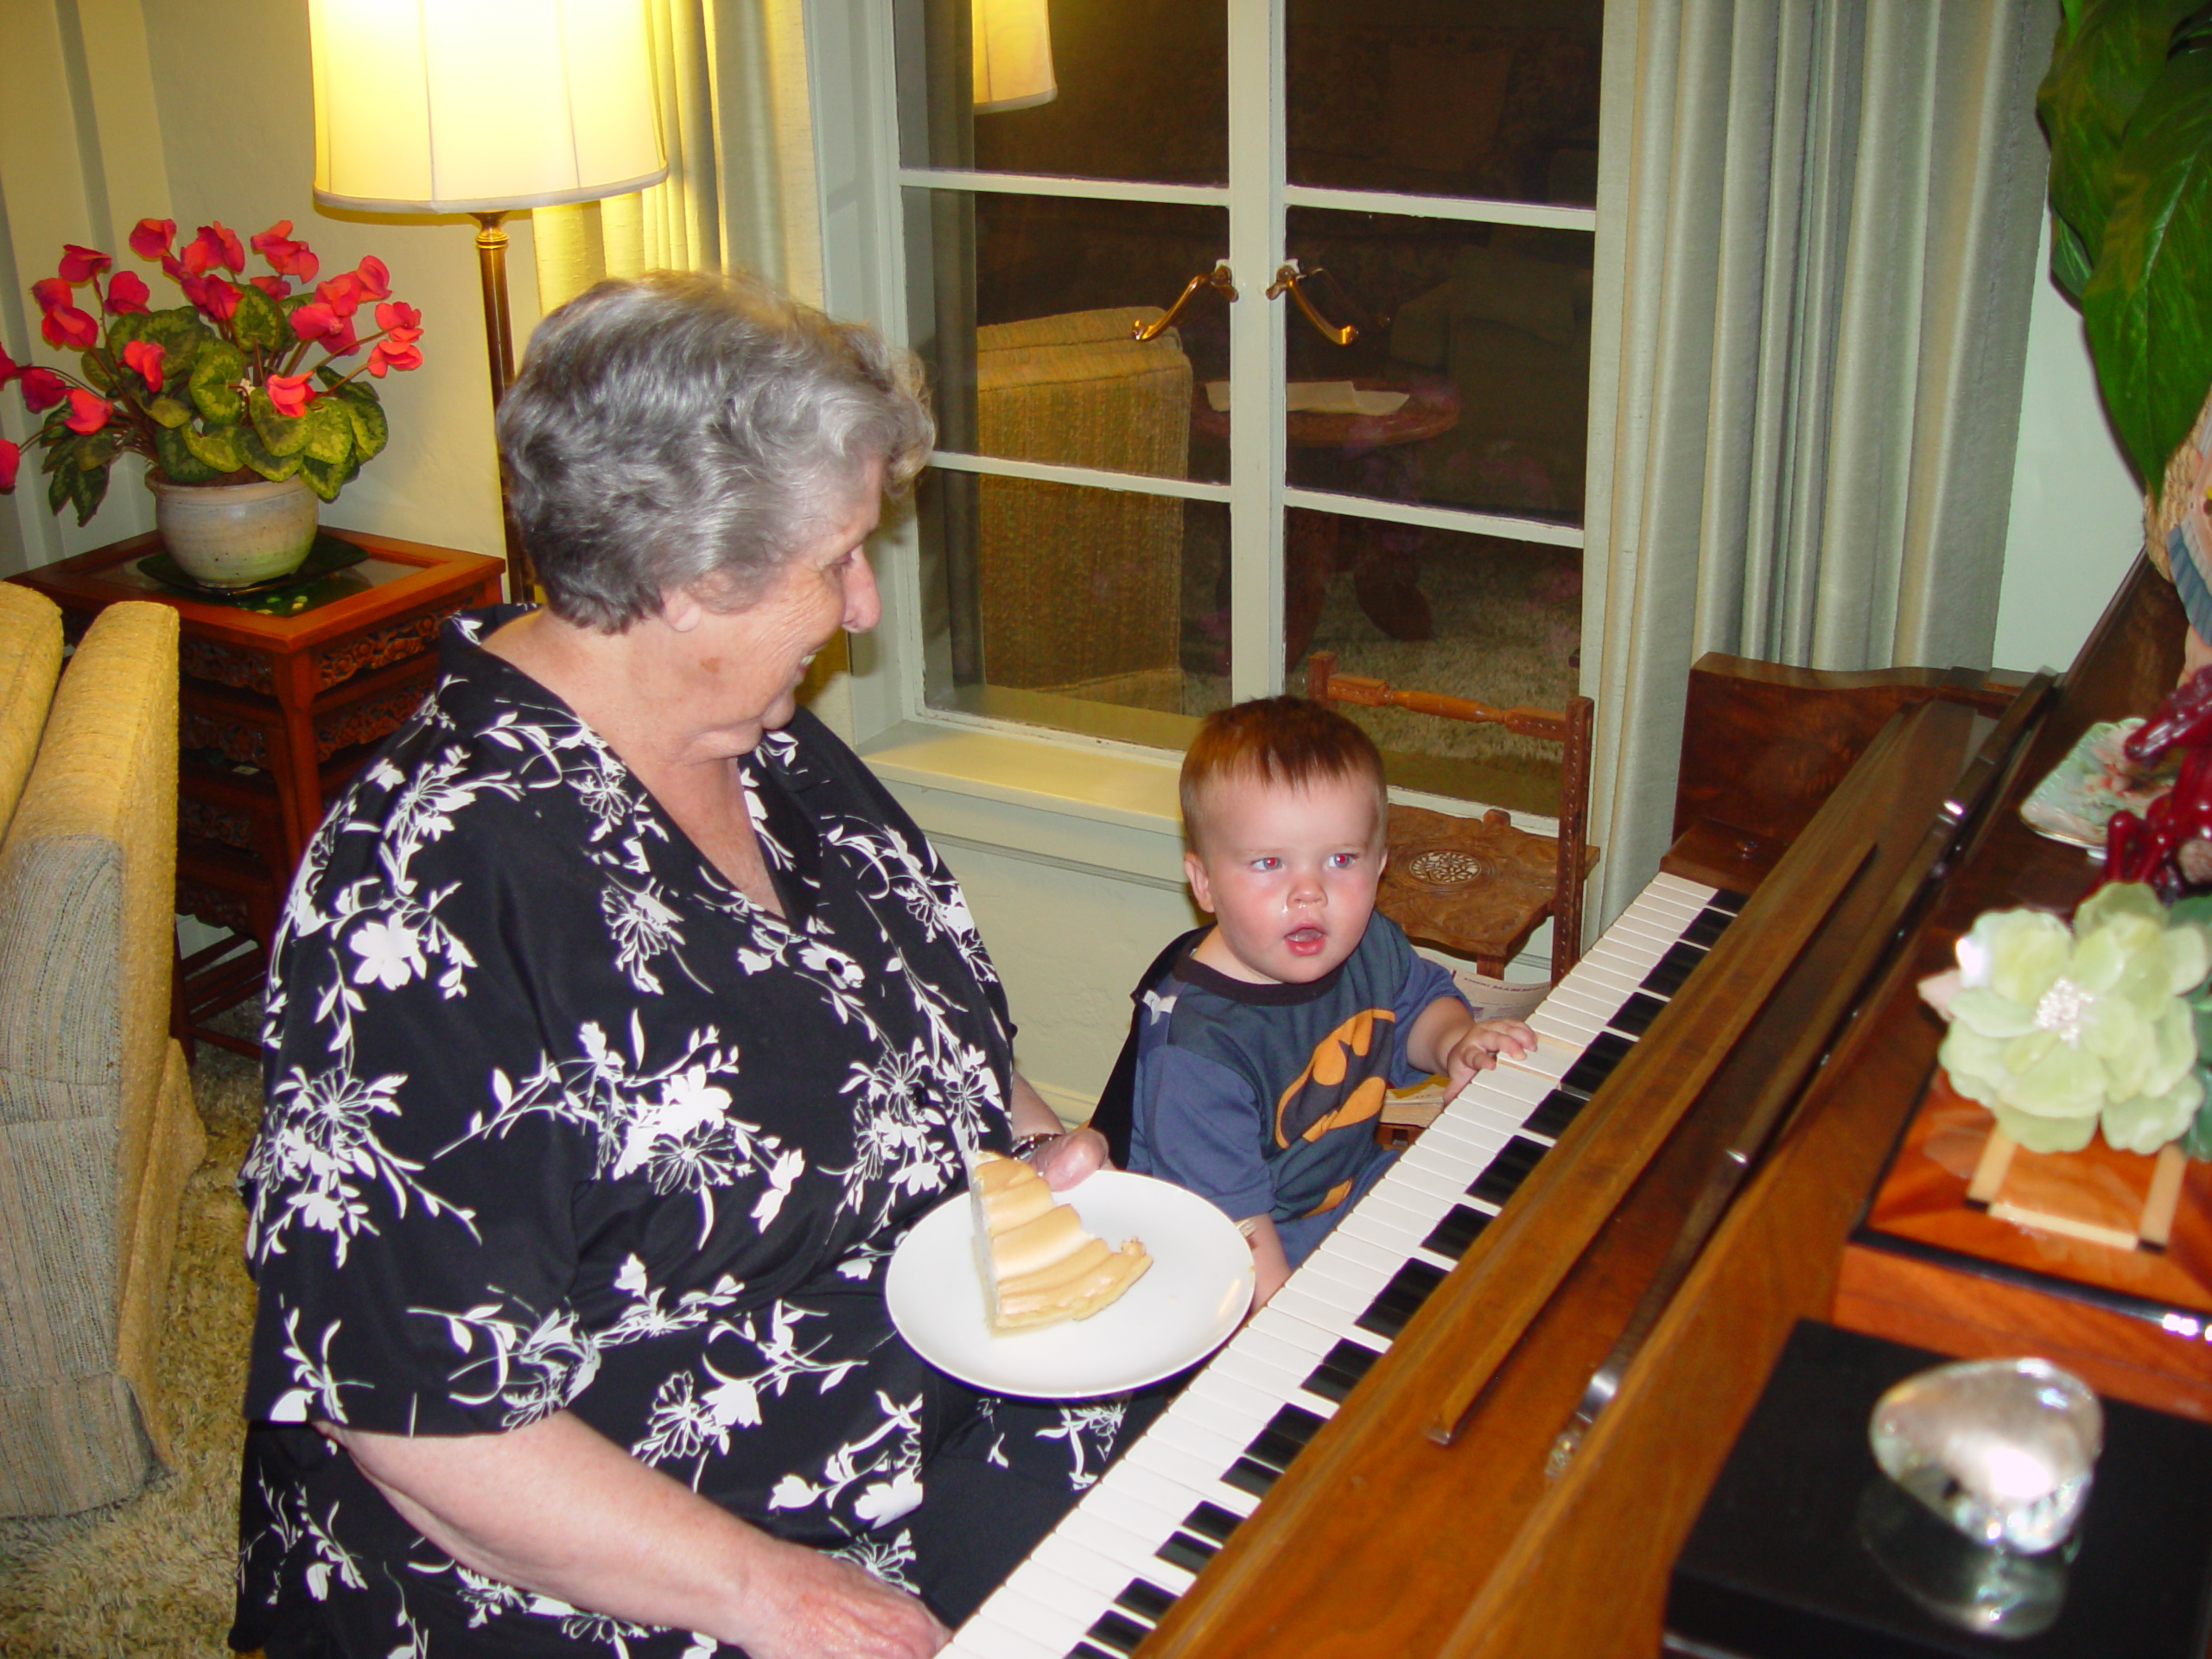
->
497 269 933 631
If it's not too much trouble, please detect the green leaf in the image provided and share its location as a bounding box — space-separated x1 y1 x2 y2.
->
46 448 73 513
78 351 115 393
148 395 193 429
236 417 302 482
2184 1069 2212 1157
2039 0 2197 270
2052 212 2097 300
104 311 148 352
343 392 387 462
2082 43 2212 488
64 456 107 525
181 422 244 475
300 400 354 466
153 420 223 484
230 283 288 355
296 448 357 502
188 340 244 423
248 385 313 457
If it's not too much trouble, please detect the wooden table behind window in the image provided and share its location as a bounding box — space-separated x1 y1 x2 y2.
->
10 530 504 1046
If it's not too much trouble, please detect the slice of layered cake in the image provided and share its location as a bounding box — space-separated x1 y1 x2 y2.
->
970 1151 1151 1332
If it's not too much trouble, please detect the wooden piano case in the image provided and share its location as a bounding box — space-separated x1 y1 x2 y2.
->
1126 556 2192 1659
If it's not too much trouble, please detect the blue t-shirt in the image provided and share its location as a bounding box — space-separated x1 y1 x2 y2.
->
1127 912 1464 1262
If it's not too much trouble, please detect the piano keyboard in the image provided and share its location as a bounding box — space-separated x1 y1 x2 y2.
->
944 873 1747 1659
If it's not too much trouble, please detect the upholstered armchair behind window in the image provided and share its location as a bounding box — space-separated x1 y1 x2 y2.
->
0 595 206 1515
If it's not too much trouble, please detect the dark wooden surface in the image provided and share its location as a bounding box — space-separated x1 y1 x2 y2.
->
1121 556 2193 1659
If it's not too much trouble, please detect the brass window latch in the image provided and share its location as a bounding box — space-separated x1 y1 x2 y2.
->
1134 263 1238 341
1268 261 1358 346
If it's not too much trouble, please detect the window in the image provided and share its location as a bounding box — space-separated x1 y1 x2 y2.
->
816 0 1601 820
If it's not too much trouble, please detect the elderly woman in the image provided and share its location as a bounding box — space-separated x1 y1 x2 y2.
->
231 271 1128 1658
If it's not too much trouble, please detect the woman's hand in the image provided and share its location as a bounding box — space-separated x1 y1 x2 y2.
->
736 1539 949 1659
1027 1125 1110 1191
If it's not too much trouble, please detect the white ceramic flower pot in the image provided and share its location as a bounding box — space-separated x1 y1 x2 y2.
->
148 474 318 588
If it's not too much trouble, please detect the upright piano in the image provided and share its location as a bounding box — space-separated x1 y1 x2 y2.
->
951 556 2193 1659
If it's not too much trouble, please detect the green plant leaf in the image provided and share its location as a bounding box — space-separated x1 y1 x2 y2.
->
300 400 354 466
45 444 75 513
2052 212 2097 300
181 422 244 475
230 283 289 356
147 395 193 429
64 454 108 525
296 448 356 502
2082 42 2212 488
188 340 244 423
78 351 115 393
2040 0 2196 271
236 418 303 482
248 386 313 457
104 311 148 352
343 393 388 462
154 419 223 484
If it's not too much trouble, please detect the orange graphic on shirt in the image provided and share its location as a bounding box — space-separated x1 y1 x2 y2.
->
1274 1008 1396 1149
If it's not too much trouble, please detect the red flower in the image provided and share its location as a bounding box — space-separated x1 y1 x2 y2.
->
265 372 314 418
353 256 391 302
251 275 293 301
251 221 320 283
368 337 423 377
181 222 245 276
19 369 69 411
41 302 99 351
62 388 111 434
57 245 111 283
376 300 423 334
181 272 240 322
130 219 176 262
0 439 17 493
30 277 72 315
291 302 359 356
105 270 151 314
0 342 18 386
123 339 166 391
314 272 364 317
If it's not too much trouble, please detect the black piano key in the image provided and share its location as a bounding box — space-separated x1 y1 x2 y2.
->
1423 1202 1492 1260
1185 1501 1242 1545
1467 1135 1548 1207
1557 1029 1636 1098
1084 1610 1150 1656
1681 906 1733 948
1605 990 1668 1038
1245 1403 1325 1471
1708 887 1749 914
1355 1258 1447 1340
1524 1090 1586 1140
1067 1644 1119 1659
1156 1530 1217 1574
1302 1338 1379 1403
1223 1457 1277 1497
1640 940 1707 998
1116 1580 1179 1624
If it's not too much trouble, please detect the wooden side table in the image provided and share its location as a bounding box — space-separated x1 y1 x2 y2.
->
10 529 504 1049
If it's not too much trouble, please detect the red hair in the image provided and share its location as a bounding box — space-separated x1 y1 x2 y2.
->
1180 696 1385 853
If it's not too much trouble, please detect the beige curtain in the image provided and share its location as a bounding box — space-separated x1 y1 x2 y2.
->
532 0 823 313
1582 0 2056 923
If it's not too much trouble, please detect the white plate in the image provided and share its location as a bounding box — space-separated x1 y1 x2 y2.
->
886 1170 1254 1399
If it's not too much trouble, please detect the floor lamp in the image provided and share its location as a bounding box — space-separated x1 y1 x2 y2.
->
307 0 668 597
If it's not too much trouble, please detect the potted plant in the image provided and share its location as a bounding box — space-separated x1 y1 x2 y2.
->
0 217 423 587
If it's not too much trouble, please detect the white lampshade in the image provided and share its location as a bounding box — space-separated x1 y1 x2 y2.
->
309 0 668 213
973 0 1056 113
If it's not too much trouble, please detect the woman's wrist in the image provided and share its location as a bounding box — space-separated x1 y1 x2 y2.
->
1011 1130 1059 1164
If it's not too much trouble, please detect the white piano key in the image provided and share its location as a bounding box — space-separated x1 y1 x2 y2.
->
1459 1064 1555 1112
1494 1044 1571 1084
1230 1319 1337 1380
1101 1456 1253 1526
1315 1229 1410 1281
1529 1006 1607 1046
1005 1560 1122 1629
1175 1372 1282 1440
1603 914 1689 955
1209 1338 1330 1413
1082 1464 1211 1540
982 1582 1090 1656
1378 1158 1478 1205
1563 960 1648 1001
1292 1243 1396 1308
1627 893 1703 929
1338 1195 1440 1256
1031 1532 1151 1599
1536 981 1623 1025
1268 1275 1372 1333
1649 872 1719 905
1138 1408 1252 1478
1247 1300 1363 1357
957 1611 1055 1659
1383 1129 1490 1186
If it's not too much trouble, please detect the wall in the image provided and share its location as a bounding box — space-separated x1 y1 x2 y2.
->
0 0 531 577
1991 214 2145 675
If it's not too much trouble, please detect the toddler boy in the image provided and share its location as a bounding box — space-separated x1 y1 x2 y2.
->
1122 697 1535 1308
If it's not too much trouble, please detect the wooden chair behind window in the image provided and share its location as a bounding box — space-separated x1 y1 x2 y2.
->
1306 652 1598 983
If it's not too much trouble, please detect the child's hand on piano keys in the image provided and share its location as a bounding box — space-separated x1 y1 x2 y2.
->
1442 1017 1536 1094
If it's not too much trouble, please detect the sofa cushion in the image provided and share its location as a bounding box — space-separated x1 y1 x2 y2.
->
0 585 63 838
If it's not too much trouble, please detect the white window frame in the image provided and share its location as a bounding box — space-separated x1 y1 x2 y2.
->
804 0 1598 892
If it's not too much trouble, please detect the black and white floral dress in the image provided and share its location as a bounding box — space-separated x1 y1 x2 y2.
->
232 611 1131 1656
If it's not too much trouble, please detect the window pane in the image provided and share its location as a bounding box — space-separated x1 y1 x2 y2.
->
917 470 1231 741
1286 0 1602 205
906 189 1229 485
1295 514 1579 817
1272 208 1591 525
896 0 1228 186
